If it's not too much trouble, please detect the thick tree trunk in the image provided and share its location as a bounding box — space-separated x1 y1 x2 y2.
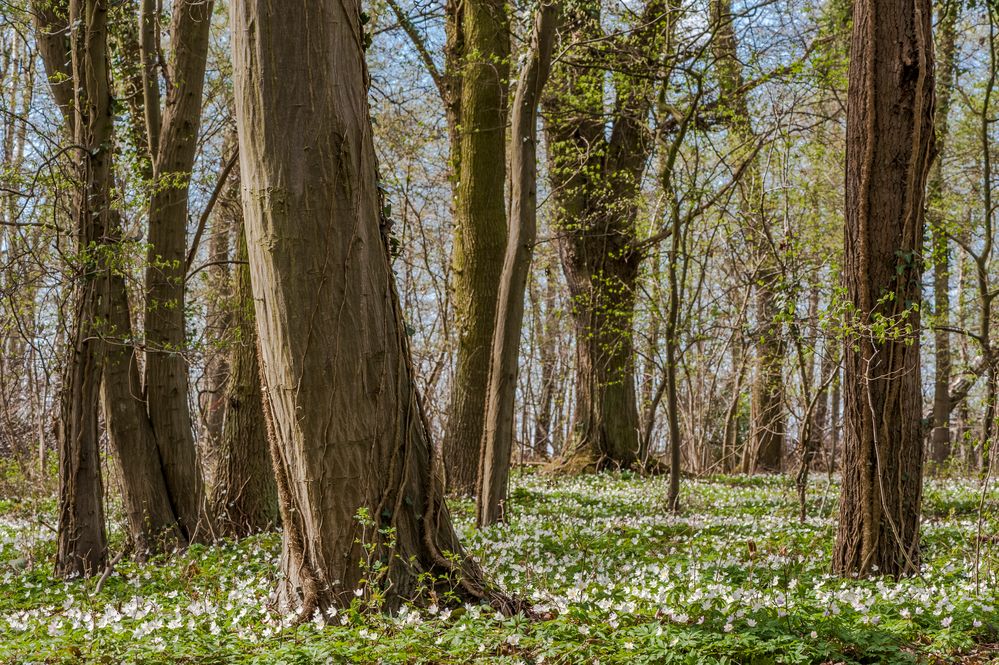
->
210 215 279 538
441 0 511 496
928 0 959 468
142 0 215 543
832 0 934 577
231 0 507 613
560 256 641 471
542 5 664 472
54 0 113 579
477 2 557 526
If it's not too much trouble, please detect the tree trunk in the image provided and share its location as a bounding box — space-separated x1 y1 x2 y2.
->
102 216 185 556
441 0 511 496
210 211 279 538
928 0 959 469
542 5 664 472
230 0 508 614
54 0 113 579
200 155 236 479
477 2 557 526
832 0 934 577
745 284 786 473
142 0 215 542
829 363 841 476
531 265 558 458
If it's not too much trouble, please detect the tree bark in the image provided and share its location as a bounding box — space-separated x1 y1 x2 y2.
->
231 0 507 613
142 0 215 543
210 202 279 538
531 265 559 458
102 214 185 556
477 1 557 526
53 0 113 579
200 140 238 481
832 0 934 577
441 0 511 496
928 0 959 469
542 4 665 472
37 0 186 559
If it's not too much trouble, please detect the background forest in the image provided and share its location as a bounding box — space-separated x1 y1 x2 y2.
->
0 0 998 662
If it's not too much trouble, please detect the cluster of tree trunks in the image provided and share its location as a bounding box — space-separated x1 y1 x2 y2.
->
35 0 947 594
35 0 277 576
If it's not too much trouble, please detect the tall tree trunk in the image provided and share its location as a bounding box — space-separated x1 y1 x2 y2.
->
441 0 511 496
142 0 216 542
210 203 279 538
230 0 509 614
54 0 113 579
542 4 665 472
928 0 959 469
477 1 557 526
832 0 934 577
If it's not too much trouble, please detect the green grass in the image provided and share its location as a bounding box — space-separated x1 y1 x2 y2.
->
1 472 997 663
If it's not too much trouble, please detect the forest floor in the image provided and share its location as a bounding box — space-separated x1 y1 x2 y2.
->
1 470 998 664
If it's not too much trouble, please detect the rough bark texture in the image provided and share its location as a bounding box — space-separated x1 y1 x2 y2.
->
52 0 112 578
102 221 185 556
928 0 958 468
542 4 664 472
832 0 934 577
710 0 785 475
142 0 215 543
210 213 279 538
37 1 186 559
441 0 511 496
477 2 557 526
231 0 505 612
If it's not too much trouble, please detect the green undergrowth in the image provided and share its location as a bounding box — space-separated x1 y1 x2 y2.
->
1 472 998 663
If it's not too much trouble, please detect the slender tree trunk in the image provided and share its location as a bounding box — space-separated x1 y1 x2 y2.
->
54 0 114 579
664 228 682 510
532 267 558 458
230 0 510 614
201 161 235 479
829 363 841 476
813 337 836 470
928 0 959 469
832 0 934 577
102 214 185 556
210 203 279 538
721 335 747 473
441 0 511 496
142 0 216 542
478 2 557 526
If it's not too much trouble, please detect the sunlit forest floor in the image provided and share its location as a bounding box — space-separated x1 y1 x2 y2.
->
2 470 998 663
